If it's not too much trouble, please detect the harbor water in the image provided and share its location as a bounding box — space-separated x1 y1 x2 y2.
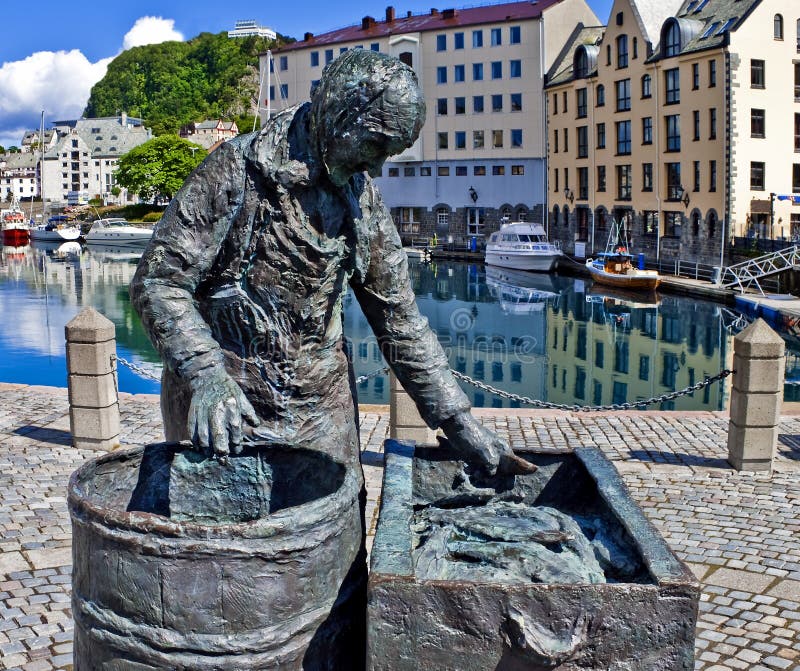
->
2 240 799 410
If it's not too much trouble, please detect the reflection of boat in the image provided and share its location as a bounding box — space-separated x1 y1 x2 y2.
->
85 218 153 245
83 243 145 263
585 219 660 290
29 215 82 242
31 239 82 258
485 265 562 314
587 283 661 308
485 222 562 272
1 197 30 244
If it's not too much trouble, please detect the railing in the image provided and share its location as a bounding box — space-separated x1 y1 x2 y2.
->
719 244 800 294
651 257 718 282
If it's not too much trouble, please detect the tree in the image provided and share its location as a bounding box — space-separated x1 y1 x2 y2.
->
115 135 206 203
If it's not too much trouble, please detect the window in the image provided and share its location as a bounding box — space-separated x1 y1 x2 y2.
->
473 130 484 149
510 26 521 44
455 131 466 149
511 129 523 147
597 122 606 149
665 211 682 237
404 167 415 177
597 84 605 106
775 14 784 40
438 132 448 149
709 160 717 192
279 84 288 99
473 95 484 113
554 168 559 192
491 28 502 46
510 60 521 78
455 97 465 114
597 165 606 191
474 165 486 176
693 110 700 140
473 30 483 48
709 59 716 87
438 166 450 177
454 64 465 82
454 32 464 49
616 11 624 26
693 161 701 191
643 163 653 191
633 37 638 59
614 342 629 374
493 130 503 148
437 34 447 51
510 93 522 111
617 164 632 200
420 166 432 176
554 129 559 153
399 52 412 67
552 92 558 114
666 162 682 200
615 79 631 111
279 56 288 71
577 126 588 158
793 164 800 191
664 21 681 56
575 49 589 78
398 207 422 233
563 91 568 113
708 211 717 238
607 44 611 66
751 162 765 190
511 165 524 175
796 63 800 100
641 74 651 98
437 66 447 84
795 113 800 151
371 43 380 52
339 47 348 54
492 165 505 175
437 98 448 115
616 120 631 154
666 114 681 151
665 68 680 103
577 88 587 118
563 128 568 152
617 35 628 68
492 94 503 112
709 108 717 139
751 59 765 88
701 22 719 38
491 61 502 79
470 64 483 83
437 208 449 227
578 169 589 202
643 210 658 235
311 51 319 67
692 63 699 89
455 166 467 176
642 117 652 145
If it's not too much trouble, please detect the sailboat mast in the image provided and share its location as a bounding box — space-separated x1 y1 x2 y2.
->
39 111 45 220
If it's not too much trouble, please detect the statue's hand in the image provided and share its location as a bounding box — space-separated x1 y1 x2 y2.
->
187 370 260 458
440 411 537 476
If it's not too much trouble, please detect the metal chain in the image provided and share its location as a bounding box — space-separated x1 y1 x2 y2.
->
113 354 162 382
450 369 735 411
355 366 389 385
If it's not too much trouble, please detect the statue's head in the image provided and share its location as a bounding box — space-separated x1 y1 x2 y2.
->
310 50 425 186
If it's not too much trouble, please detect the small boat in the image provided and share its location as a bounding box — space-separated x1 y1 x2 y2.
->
485 266 562 314
29 215 82 242
485 222 562 272
84 218 153 246
585 219 660 291
1 198 30 244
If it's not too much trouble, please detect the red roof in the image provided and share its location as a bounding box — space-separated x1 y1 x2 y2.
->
276 1 561 52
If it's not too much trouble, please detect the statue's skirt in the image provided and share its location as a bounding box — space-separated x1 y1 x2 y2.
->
68 443 366 670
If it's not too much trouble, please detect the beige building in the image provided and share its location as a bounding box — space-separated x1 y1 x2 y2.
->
547 0 800 266
265 1 598 246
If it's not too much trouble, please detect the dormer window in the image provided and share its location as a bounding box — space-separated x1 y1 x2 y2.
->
664 20 681 56
575 49 588 78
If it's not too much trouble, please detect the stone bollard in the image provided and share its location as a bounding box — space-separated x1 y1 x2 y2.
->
66 307 120 451
389 371 437 444
727 318 784 472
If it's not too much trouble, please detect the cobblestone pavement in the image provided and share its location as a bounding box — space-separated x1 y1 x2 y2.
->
1 384 799 670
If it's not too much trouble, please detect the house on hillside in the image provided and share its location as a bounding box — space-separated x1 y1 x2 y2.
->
266 0 599 247
0 153 38 202
179 119 239 150
228 20 276 40
41 113 152 206
19 129 58 155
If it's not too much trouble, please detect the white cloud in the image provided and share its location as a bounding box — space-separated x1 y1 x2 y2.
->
123 17 184 50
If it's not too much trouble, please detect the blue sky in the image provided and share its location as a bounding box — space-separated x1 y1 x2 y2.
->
0 0 613 148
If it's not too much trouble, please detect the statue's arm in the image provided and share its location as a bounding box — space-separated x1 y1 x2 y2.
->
351 184 533 474
130 142 258 454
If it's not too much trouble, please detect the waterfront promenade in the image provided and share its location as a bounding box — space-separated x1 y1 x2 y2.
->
0 382 799 670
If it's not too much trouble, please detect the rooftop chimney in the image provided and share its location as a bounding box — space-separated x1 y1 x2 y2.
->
362 16 376 29
386 6 395 22
442 7 456 18
304 31 314 40
430 8 439 15
407 10 412 17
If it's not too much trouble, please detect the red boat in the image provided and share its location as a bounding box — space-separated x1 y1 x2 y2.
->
1 199 30 244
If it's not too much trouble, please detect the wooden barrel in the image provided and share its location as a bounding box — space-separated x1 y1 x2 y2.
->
68 443 366 670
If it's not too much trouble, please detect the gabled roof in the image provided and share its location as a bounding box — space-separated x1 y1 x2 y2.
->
546 25 605 86
0 153 37 172
275 1 566 53
634 0 684 44
44 116 151 159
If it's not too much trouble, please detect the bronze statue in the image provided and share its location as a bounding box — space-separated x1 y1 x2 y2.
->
131 49 529 476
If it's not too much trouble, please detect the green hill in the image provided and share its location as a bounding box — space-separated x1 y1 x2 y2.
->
84 31 293 136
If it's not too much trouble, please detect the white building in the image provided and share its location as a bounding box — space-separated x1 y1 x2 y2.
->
0 153 37 202
228 20 277 40
41 113 152 206
265 1 598 246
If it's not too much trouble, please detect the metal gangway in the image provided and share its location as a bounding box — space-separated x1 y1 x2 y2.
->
718 244 800 295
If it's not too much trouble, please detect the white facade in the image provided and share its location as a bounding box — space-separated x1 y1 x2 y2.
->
228 20 277 40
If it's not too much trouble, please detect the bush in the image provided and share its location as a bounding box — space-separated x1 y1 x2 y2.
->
142 212 162 223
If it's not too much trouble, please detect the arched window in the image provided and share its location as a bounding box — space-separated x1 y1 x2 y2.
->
641 74 652 98
691 210 701 237
562 205 570 227
596 207 607 231
516 207 528 222
664 21 681 57
707 211 717 238
632 36 638 59
596 84 605 106
774 14 784 40
616 35 628 68
552 205 560 227
399 51 413 67
574 48 588 78
500 206 512 222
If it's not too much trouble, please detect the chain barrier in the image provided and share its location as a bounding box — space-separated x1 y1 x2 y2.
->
451 369 734 411
113 354 162 382
355 366 389 385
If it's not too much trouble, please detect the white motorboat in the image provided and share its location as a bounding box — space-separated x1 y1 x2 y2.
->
485 222 562 272
85 218 153 246
485 266 561 315
29 216 82 243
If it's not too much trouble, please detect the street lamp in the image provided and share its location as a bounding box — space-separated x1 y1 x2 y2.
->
468 186 478 203
563 187 574 204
